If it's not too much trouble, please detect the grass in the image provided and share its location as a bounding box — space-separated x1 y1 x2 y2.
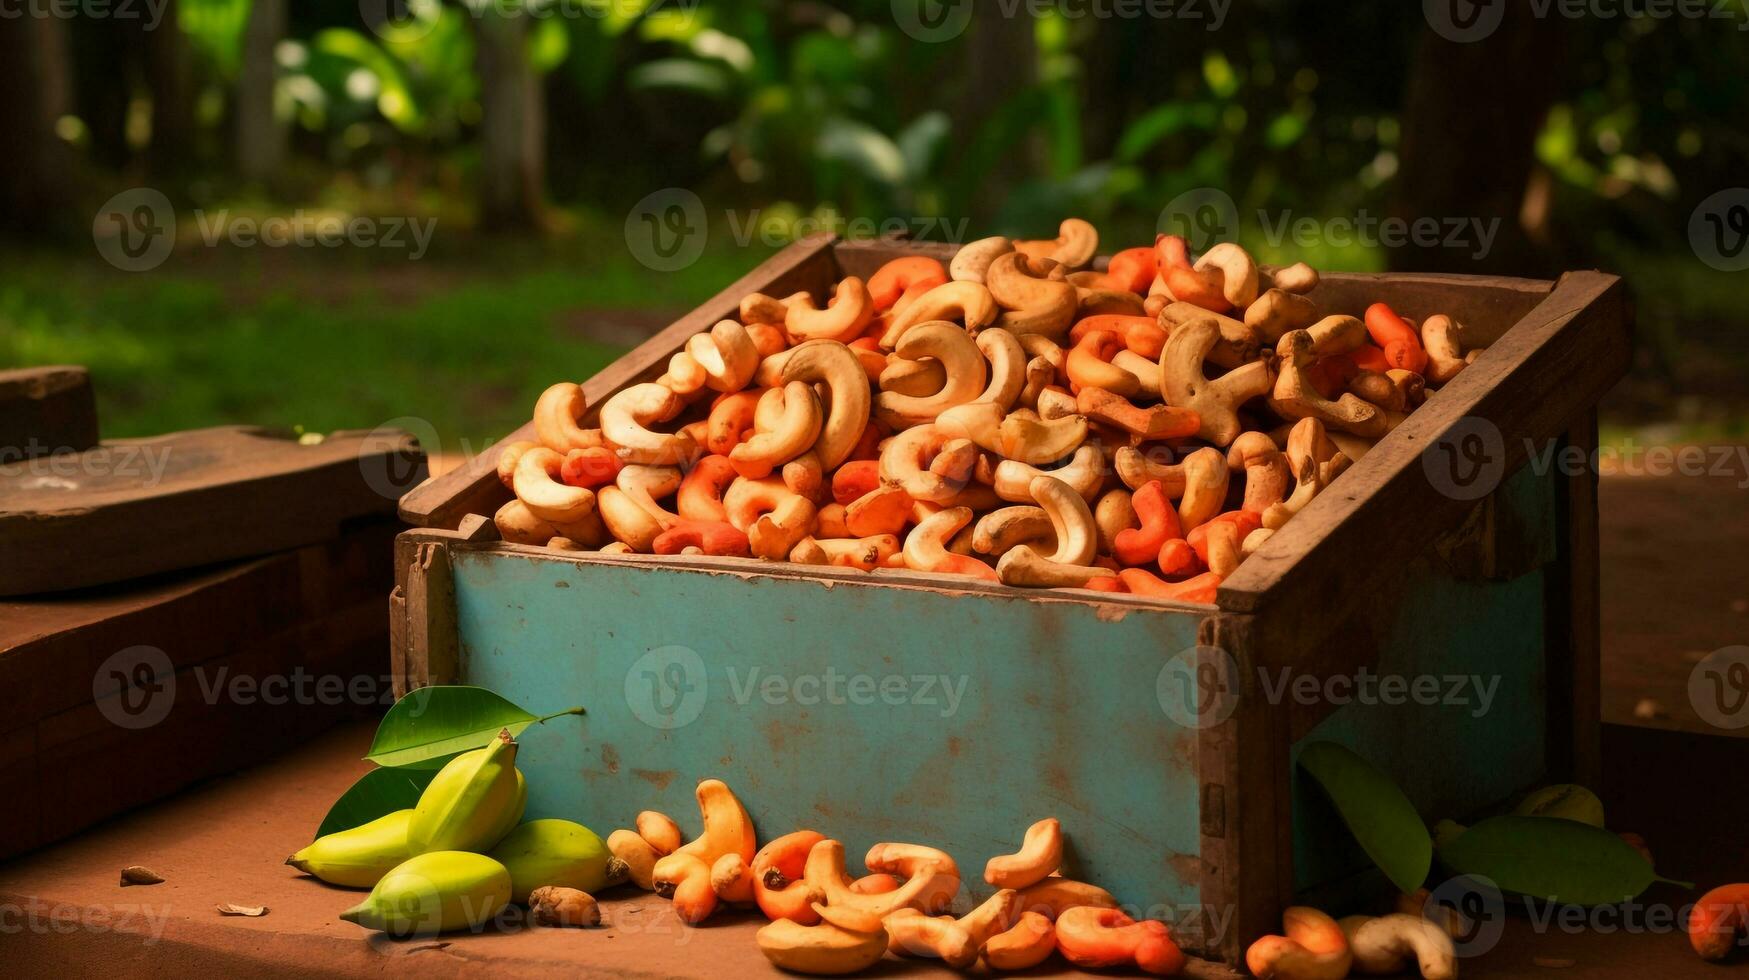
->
4 207 1744 455
1 216 776 452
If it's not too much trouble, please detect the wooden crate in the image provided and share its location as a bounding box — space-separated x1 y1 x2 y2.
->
391 235 1628 962
0 518 400 860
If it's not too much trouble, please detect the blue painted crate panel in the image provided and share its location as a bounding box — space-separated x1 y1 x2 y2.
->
449 553 1208 918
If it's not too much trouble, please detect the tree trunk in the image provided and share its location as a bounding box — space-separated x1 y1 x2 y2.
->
954 4 1037 224
144 0 197 177
473 8 545 232
1389 7 1566 276
0 16 75 236
236 0 288 186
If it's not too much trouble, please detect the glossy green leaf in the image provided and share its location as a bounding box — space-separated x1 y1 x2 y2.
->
1298 741 1432 895
364 685 579 768
315 766 434 839
1436 815 1687 906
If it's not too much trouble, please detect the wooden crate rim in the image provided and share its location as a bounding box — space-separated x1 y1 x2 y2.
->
399 234 1625 621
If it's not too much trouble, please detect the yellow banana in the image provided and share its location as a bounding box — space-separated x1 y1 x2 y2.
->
757 902 888 975
339 851 512 937
487 818 625 904
286 809 414 889
407 730 524 854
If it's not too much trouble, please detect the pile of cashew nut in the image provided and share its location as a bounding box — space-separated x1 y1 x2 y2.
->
491 219 1488 600
1247 901 1460 980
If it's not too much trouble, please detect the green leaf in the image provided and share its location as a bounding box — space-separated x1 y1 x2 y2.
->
315 766 435 839
364 685 579 768
1436 815 1688 906
1298 741 1432 895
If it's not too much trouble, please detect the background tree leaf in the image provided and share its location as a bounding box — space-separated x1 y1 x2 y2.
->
315 766 435 839
1436 815 1685 906
364 685 542 768
1298 741 1433 895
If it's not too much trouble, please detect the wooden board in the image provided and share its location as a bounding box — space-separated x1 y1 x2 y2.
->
0 424 424 595
0 518 398 860
0 364 99 458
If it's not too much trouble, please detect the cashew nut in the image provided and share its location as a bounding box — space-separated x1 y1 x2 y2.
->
996 476 1103 587
1109 349 1163 400
1066 330 1141 397
1093 488 1135 556
599 382 698 465
1055 906 1184 976
533 383 606 453
1175 446 1230 531
683 319 761 393
879 356 945 397
788 534 900 571
975 327 1027 409
1013 218 1097 269
867 256 948 310
902 506 997 580
1076 386 1200 441
879 424 979 503
724 476 805 532
514 447 598 524
991 443 1105 503
985 911 1056 970
985 817 1062 889
845 484 913 537
1420 314 1471 385
597 485 663 551
730 382 823 479
880 280 998 348
747 495 818 561
986 252 1078 339
1246 287 1320 343
972 505 1056 557
1339 913 1456 980
496 440 539 489
1227 430 1292 514
1263 418 1353 530
1271 328 1389 437
781 340 872 469
787 276 874 343
616 463 683 527
1158 316 1277 446
801 839 957 917
1263 261 1319 294
936 401 1088 465
740 290 809 326
1156 301 1263 369
949 235 1014 283
1192 242 1261 309
493 498 603 547
653 520 751 557
874 321 988 428
1246 906 1352 980
863 842 960 879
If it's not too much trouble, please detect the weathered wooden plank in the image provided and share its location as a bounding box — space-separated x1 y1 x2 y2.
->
1545 410 1602 788
0 425 422 595
0 365 99 458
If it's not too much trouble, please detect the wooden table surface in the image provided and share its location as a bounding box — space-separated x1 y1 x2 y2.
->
0 721 1736 978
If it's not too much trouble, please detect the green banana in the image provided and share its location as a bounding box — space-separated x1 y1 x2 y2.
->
340 851 512 937
286 809 413 889
487 818 626 904
407 729 525 854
